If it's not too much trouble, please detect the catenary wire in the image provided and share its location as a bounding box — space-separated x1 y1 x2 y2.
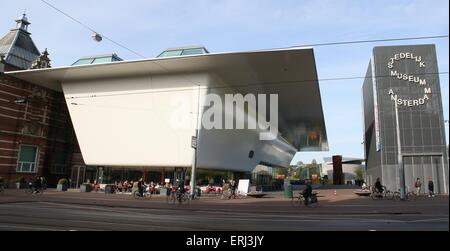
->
37 0 449 103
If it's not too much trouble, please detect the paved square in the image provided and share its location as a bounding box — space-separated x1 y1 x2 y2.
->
0 188 448 231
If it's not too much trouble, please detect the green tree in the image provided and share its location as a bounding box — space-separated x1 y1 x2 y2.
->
304 159 319 179
277 168 288 176
293 167 302 179
355 168 364 180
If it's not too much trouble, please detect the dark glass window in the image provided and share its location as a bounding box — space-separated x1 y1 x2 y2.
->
16 145 38 173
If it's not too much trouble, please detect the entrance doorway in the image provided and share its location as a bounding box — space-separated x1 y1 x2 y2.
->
174 167 187 185
403 154 446 194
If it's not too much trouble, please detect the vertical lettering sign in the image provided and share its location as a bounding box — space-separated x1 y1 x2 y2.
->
387 52 431 106
371 54 382 152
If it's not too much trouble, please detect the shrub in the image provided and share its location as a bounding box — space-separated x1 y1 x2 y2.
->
58 178 69 185
16 176 26 183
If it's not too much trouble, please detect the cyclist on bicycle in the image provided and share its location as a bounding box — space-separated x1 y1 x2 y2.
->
149 181 156 195
302 180 313 205
33 176 42 194
40 176 47 190
374 178 384 194
137 178 144 197
0 176 4 192
176 179 186 202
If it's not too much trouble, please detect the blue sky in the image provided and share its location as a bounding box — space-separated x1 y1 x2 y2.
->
1 0 449 165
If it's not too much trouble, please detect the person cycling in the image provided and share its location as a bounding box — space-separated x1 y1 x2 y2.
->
0 176 4 193
176 180 186 202
302 180 313 205
149 181 156 195
40 176 47 190
196 182 202 198
33 176 42 194
137 178 144 197
374 178 384 194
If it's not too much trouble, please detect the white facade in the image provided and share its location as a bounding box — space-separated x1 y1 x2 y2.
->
7 47 328 172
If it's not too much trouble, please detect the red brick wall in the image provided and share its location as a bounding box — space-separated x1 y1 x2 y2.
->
2 64 21 72
0 73 84 187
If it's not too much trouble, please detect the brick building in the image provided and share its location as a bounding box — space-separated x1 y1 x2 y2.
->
0 14 84 187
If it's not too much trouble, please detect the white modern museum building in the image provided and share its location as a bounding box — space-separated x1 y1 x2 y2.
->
7 46 328 187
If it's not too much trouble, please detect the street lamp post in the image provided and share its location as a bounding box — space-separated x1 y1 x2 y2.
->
394 97 406 200
190 85 201 199
445 120 449 163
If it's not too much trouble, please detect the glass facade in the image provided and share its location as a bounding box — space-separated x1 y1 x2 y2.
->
363 45 449 194
73 165 284 191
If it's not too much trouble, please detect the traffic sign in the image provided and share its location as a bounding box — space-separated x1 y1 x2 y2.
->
191 136 197 149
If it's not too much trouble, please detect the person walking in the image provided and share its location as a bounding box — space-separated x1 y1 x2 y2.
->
230 180 237 199
428 178 435 198
414 178 422 195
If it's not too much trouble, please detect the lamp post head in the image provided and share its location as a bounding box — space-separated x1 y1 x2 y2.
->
14 97 27 104
92 33 103 42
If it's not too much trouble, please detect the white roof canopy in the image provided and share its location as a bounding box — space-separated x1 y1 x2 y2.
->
7 47 328 151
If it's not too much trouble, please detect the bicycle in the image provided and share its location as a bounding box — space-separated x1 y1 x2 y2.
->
393 188 420 201
133 190 151 199
133 185 154 199
291 192 318 207
190 188 202 201
222 188 249 200
406 190 419 201
25 184 44 195
167 189 189 205
370 186 394 200
220 189 239 199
